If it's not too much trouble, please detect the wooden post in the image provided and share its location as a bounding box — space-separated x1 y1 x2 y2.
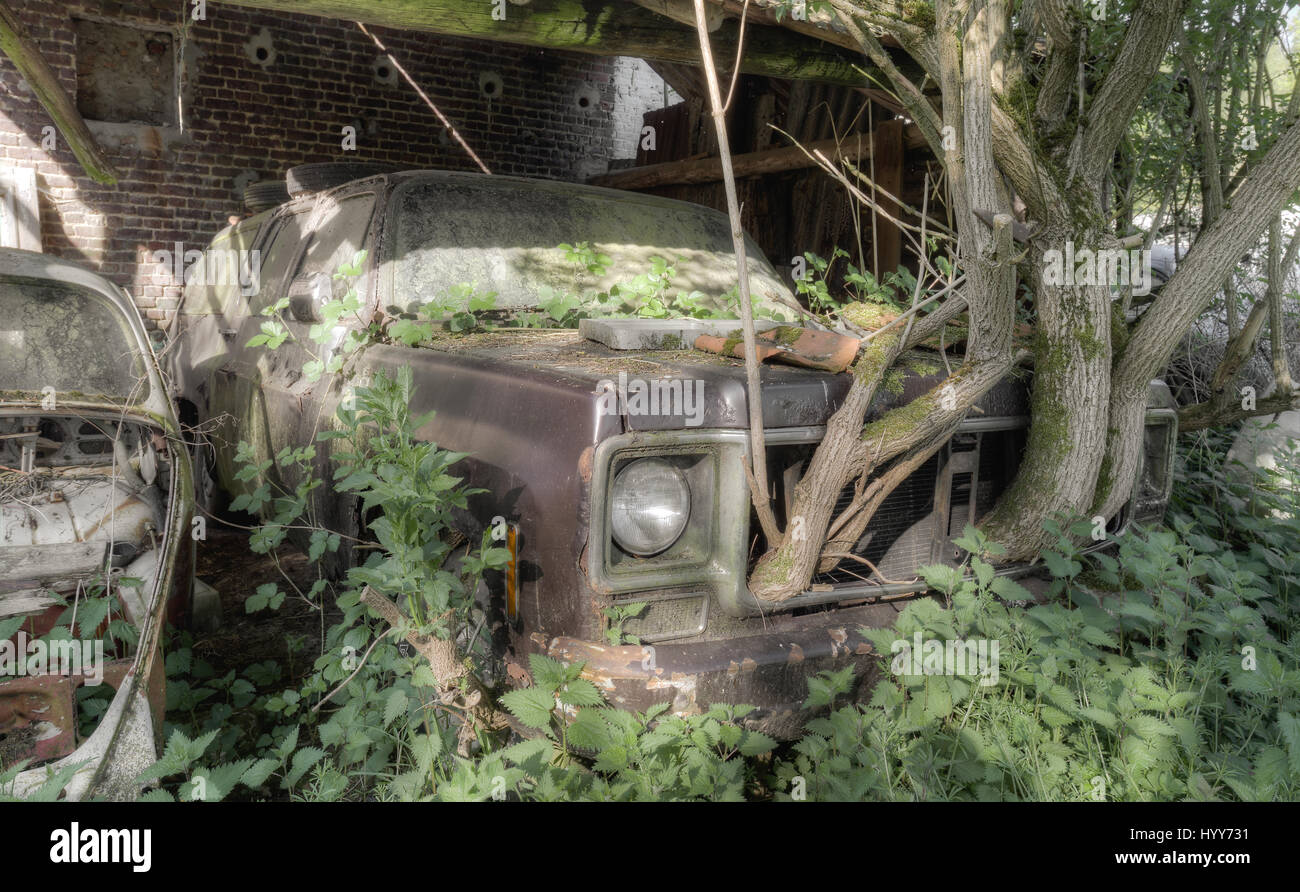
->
871 118 903 280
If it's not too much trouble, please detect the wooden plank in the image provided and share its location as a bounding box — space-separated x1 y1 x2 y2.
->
0 1 119 185
0 541 107 584
592 124 923 190
0 590 59 619
870 118 903 278
213 0 872 86
592 133 870 190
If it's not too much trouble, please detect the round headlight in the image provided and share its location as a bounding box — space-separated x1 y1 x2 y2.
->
610 458 690 556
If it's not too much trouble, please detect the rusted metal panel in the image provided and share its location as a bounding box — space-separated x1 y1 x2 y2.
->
0 675 77 764
547 599 893 737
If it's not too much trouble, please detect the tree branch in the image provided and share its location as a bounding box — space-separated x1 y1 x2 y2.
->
1078 0 1182 183
1116 115 1300 392
692 0 781 545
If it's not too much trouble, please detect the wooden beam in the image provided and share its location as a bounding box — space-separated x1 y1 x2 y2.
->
590 124 924 190
633 0 723 31
0 0 118 184
713 0 890 52
212 0 871 86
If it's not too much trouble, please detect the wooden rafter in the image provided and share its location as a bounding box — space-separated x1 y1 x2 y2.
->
212 0 875 86
0 0 118 184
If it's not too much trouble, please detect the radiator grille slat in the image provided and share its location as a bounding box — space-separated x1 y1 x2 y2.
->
813 455 938 585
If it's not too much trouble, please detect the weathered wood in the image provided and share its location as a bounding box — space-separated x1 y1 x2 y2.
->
591 129 916 190
870 117 902 277
634 0 722 30
0 165 40 250
0 541 107 584
0 591 59 619
213 0 871 85
0 1 119 185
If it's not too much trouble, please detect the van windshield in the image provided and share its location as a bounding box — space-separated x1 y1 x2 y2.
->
386 176 795 322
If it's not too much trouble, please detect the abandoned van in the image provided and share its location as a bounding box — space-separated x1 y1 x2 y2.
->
167 170 1178 736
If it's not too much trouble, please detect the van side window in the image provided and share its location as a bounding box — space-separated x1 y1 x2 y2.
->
250 210 310 314
292 193 377 283
178 218 262 319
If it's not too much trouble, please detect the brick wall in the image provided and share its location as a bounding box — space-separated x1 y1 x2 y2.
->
0 0 629 330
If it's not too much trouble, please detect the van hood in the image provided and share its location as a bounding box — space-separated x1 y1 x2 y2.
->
417 328 1030 430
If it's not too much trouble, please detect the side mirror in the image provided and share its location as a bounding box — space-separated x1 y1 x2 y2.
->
287 272 332 323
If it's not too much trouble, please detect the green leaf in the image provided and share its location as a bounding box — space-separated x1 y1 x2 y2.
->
383 689 409 728
283 747 328 789
1277 712 1300 774
527 653 570 692
241 758 281 789
739 731 777 757
500 687 558 729
0 616 24 642
1042 550 1081 578
919 563 963 593
557 678 603 708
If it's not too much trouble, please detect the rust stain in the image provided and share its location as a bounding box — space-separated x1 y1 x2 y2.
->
0 675 77 764
828 627 848 658
577 445 596 484
645 672 699 716
506 661 531 686
547 637 663 693
788 644 804 664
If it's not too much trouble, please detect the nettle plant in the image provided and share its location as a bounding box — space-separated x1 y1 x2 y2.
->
387 241 791 338
247 249 375 383
773 453 1300 802
0 568 139 741
534 244 716 326
794 247 913 317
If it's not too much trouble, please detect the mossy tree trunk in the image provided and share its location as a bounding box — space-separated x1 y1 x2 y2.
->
745 0 1300 593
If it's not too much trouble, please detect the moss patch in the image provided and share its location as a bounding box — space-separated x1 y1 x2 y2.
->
860 389 938 445
852 330 902 384
901 1 936 30
842 301 896 331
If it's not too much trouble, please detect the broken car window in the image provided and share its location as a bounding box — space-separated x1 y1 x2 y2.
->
251 210 310 314
296 193 376 282
0 276 148 402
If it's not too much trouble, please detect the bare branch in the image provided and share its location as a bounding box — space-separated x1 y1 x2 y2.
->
1079 0 1182 183
692 0 782 545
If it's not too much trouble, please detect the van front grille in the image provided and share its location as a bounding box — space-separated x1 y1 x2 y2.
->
758 427 1028 589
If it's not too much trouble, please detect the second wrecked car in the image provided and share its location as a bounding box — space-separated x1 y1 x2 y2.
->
0 248 195 798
